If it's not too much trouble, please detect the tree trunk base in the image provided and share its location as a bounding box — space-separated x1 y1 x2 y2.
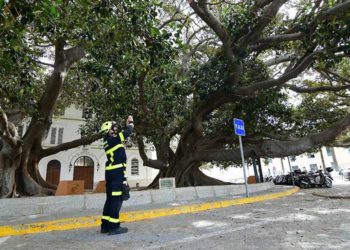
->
177 167 231 187
147 170 167 189
146 167 231 189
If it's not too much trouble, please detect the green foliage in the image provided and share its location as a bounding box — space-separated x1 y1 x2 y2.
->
1 0 350 166
74 1 191 141
220 2 258 42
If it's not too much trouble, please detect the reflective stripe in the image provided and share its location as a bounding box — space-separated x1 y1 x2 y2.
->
123 171 126 175
102 216 110 221
106 144 124 155
112 191 122 196
105 163 126 171
109 152 114 163
119 132 125 142
109 218 120 223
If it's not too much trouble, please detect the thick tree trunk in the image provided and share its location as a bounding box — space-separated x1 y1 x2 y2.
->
177 166 230 187
15 146 55 196
0 40 85 198
147 169 167 189
0 153 18 198
150 128 231 187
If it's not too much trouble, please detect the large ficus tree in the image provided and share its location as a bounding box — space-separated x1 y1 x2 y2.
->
0 0 163 197
2 0 350 197
61 0 350 188
128 0 350 187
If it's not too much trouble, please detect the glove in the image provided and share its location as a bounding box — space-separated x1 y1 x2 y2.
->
122 182 130 201
126 115 134 127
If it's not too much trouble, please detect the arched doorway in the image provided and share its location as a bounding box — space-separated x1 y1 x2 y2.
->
73 156 94 190
46 160 61 185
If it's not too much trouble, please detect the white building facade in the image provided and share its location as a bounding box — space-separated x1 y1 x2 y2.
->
264 147 350 177
203 147 350 182
20 106 158 190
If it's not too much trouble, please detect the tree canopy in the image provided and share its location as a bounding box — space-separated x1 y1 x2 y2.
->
1 0 350 196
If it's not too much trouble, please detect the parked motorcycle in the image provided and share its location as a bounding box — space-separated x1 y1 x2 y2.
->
298 168 333 188
274 168 333 188
274 170 302 185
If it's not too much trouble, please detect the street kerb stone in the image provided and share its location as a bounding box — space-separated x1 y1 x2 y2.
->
213 186 230 197
195 186 215 199
84 193 105 210
0 183 275 219
0 196 48 218
227 184 246 196
175 187 198 201
44 195 85 214
124 190 152 207
249 182 273 192
150 189 176 203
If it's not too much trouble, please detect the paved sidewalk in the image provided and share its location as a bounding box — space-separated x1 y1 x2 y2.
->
0 185 297 237
1 184 350 250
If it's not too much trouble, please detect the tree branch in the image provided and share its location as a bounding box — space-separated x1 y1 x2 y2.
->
40 133 102 158
191 113 350 162
32 59 54 67
252 1 350 51
238 50 318 95
264 54 296 66
186 26 208 45
287 84 350 93
64 44 86 69
238 0 288 48
255 32 303 45
160 12 195 29
254 0 274 9
188 0 234 62
323 1 350 16
0 108 18 148
136 136 167 170
324 69 350 84
181 37 216 74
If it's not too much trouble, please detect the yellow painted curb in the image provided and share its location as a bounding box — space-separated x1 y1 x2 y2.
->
0 187 299 237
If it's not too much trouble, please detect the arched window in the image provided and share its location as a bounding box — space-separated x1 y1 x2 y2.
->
73 156 94 189
131 159 139 176
46 160 61 185
74 156 94 167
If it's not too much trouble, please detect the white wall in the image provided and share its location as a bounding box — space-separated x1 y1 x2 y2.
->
264 147 350 176
38 105 158 188
203 146 350 183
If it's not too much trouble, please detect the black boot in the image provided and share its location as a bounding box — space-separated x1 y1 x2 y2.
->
108 227 128 235
100 227 109 234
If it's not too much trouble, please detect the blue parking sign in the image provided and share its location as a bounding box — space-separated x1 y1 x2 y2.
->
233 118 245 136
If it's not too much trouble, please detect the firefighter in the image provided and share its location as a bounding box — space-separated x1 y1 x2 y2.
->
99 115 134 235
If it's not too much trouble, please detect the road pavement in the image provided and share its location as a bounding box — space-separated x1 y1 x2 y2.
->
1 182 350 249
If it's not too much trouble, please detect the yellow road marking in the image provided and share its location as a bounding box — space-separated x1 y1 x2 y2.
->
0 187 299 237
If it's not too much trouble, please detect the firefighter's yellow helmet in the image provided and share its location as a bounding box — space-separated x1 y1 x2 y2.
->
100 121 113 134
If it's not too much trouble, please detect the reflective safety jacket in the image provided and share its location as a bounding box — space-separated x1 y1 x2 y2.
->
103 125 133 182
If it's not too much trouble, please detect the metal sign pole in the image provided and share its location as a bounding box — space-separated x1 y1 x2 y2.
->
287 156 295 186
239 135 249 197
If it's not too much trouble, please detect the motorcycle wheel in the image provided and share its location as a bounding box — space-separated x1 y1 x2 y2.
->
325 178 332 188
299 178 311 188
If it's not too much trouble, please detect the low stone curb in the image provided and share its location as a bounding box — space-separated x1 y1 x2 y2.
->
0 182 274 218
0 185 299 237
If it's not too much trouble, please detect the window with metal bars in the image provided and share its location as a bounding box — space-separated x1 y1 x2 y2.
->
131 159 139 176
58 128 64 144
50 127 57 144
